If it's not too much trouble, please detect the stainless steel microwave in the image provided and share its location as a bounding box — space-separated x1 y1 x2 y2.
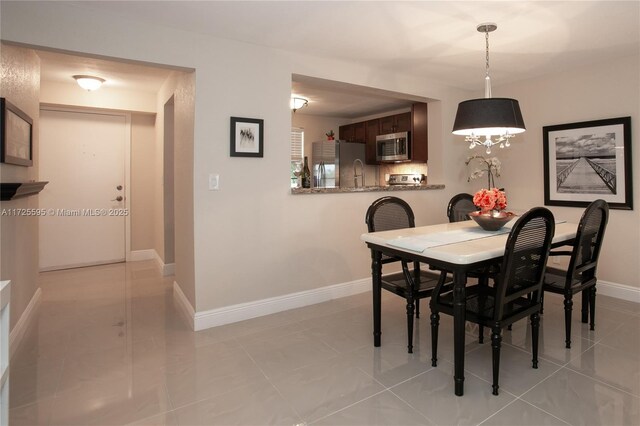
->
376 131 410 162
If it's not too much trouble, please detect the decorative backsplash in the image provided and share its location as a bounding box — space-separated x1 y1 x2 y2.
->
378 163 429 185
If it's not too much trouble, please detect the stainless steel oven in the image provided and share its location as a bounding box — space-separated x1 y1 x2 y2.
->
376 131 410 162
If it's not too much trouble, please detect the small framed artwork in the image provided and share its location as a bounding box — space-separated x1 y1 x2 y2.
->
230 116 263 157
1 98 33 167
543 116 632 210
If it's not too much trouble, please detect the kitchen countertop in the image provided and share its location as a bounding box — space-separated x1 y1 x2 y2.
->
291 184 445 195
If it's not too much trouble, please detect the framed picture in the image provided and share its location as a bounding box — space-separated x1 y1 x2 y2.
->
0 97 33 167
543 116 632 210
230 116 263 157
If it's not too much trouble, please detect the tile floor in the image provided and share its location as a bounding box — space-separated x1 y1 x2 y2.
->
8 261 640 425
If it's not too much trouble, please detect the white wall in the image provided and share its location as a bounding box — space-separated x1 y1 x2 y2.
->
154 71 195 306
2 4 636 330
0 44 41 329
131 113 156 251
40 80 156 113
0 2 499 320
484 54 640 289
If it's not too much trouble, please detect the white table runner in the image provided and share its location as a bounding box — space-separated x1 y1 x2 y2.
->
387 219 566 253
388 227 512 253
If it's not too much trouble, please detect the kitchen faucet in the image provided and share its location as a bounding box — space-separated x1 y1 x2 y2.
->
353 158 365 188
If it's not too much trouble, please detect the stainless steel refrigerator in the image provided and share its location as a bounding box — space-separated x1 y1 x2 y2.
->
312 140 377 188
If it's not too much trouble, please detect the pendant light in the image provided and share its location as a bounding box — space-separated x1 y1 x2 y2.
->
452 23 525 154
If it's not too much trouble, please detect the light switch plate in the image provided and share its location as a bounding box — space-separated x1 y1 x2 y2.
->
209 174 219 190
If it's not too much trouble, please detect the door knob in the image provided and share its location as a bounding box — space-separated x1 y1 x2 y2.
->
111 196 123 202
116 185 123 191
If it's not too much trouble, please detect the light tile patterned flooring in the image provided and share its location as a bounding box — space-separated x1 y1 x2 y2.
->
9 261 640 425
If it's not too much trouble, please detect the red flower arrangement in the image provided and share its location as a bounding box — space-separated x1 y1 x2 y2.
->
473 188 507 212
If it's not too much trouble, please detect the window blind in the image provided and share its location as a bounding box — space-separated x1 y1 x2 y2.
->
290 127 304 162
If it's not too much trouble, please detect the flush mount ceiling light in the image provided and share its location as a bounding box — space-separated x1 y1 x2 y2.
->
73 75 105 91
452 23 525 154
290 97 308 112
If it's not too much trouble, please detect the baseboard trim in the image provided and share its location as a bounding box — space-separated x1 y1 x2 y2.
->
188 276 639 332
163 263 175 277
172 281 195 330
9 287 42 359
194 278 371 331
129 249 157 262
597 280 640 303
40 258 125 272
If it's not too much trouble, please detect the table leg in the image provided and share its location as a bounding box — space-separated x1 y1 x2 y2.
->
371 250 382 347
453 269 466 396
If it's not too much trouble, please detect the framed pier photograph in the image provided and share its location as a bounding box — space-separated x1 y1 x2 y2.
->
543 117 632 210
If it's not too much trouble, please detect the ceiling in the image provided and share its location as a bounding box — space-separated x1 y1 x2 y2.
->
36 49 175 93
38 1 640 117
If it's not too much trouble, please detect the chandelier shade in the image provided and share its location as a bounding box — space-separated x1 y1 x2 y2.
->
453 23 526 153
452 98 525 136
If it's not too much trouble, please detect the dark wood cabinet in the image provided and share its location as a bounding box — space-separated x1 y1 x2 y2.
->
339 124 353 142
342 103 427 164
339 122 365 143
411 103 428 163
379 112 411 134
395 112 411 133
365 119 379 164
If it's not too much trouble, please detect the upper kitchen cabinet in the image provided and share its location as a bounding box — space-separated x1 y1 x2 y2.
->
365 119 379 164
339 122 365 143
362 103 427 165
379 112 411 134
411 102 428 163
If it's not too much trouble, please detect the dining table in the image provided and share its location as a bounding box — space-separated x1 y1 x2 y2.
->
361 217 578 396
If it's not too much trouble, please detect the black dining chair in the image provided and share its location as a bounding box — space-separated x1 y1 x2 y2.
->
438 192 493 340
447 193 478 223
430 207 555 395
365 196 440 353
542 199 609 349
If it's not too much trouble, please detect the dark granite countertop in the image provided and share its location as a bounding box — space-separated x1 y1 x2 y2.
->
291 184 445 195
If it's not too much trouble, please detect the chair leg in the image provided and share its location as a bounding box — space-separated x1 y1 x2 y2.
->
491 326 502 395
531 312 540 369
413 261 421 319
564 295 573 349
477 275 488 343
540 291 544 315
589 286 596 331
430 311 439 367
581 291 589 324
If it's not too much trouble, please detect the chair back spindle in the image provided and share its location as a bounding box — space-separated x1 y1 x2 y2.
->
566 199 609 288
447 193 478 223
494 208 555 321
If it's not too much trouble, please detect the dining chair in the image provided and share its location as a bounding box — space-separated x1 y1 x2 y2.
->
542 199 609 348
430 207 555 395
447 193 478 223
365 196 440 353
440 192 492 341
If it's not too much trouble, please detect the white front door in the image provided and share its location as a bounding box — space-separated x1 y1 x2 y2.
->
39 108 127 271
